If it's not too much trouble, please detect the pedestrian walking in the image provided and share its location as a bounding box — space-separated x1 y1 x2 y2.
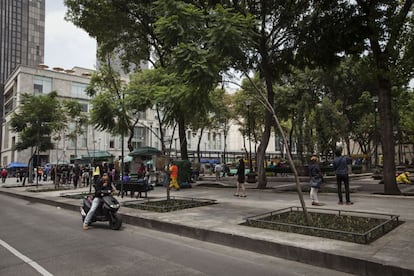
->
169 161 180 190
37 167 43 182
72 164 80 189
1 168 8 183
234 159 247 197
214 163 222 181
309 156 323 206
333 148 353 205
82 166 90 187
222 164 229 177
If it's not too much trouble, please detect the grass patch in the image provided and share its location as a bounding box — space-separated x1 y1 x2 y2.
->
242 207 402 244
124 197 216 212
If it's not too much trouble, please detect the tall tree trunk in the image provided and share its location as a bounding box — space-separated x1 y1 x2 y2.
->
197 128 205 163
256 75 274 189
378 78 401 194
178 115 188 160
156 107 167 154
297 104 305 164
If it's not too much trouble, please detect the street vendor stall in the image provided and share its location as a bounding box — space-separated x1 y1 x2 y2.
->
128 147 168 186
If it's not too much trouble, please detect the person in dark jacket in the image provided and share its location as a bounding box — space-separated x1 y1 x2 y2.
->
234 159 246 197
333 149 353 205
309 156 323 206
83 173 115 230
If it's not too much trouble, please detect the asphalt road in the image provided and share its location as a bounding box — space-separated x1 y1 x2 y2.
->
0 194 352 276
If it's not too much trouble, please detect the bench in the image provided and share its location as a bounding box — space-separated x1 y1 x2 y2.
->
115 179 154 198
265 167 292 176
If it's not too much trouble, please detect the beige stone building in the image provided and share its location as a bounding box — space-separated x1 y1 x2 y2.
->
1 64 283 169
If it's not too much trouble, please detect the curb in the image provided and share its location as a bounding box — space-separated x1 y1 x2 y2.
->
0 188 413 276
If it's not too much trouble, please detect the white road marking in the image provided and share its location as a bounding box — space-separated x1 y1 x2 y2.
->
0 239 53 276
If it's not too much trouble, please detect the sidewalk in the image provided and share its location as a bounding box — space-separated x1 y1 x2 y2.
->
1 176 414 276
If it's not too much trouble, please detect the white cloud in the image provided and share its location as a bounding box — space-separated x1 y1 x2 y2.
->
44 7 96 70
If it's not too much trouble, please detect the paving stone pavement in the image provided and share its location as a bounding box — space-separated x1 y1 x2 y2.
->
1 174 414 276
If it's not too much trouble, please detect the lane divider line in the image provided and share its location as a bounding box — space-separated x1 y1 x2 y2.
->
0 239 53 276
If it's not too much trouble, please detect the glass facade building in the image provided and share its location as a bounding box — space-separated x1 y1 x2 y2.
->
0 0 45 162
0 0 45 86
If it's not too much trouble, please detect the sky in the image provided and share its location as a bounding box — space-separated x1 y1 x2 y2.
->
44 1 97 70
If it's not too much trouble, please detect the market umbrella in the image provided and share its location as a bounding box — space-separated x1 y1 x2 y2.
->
7 162 28 168
123 156 133 163
128 147 162 157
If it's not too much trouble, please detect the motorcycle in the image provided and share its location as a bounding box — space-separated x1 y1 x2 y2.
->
80 190 122 230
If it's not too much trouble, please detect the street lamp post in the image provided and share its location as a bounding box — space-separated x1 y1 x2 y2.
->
372 96 379 168
245 100 253 173
223 120 227 164
36 140 40 188
245 100 256 183
36 122 47 188
149 123 153 147
174 138 178 158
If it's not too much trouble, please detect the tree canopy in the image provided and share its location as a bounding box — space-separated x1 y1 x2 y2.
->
64 0 414 195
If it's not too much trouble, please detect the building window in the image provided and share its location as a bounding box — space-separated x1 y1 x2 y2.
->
213 133 217 150
34 84 42 93
132 141 143 149
109 139 115 149
81 126 88 147
275 136 283 152
138 111 146 120
187 131 192 148
80 103 88 112
217 133 222 149
133 127 145 140
3 124 10 149
33 76 52 94
4 101 14 116
71 82 89 99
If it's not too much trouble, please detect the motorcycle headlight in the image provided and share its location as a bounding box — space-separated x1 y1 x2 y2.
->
110 204 120 209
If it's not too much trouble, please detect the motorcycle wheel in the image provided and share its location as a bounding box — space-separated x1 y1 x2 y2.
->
109 213 122 230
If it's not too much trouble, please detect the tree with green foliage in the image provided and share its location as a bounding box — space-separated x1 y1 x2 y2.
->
393 87 414 165
127 66 217 159
311 98 344 158
207 88 236 163
65 0 222 160
64 100 89 157
275 69 320 164
87 61 153 154
233 77 267 158
155 1 308 189
64 1 414 199
356 1 412 193
10 92 72 184
301 1 414 195
398 89 414 145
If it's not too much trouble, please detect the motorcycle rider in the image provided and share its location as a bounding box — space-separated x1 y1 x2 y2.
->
83 173 115 230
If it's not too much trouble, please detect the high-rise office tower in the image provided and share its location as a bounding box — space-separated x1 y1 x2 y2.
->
0 0 45 162
0 0 45 90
